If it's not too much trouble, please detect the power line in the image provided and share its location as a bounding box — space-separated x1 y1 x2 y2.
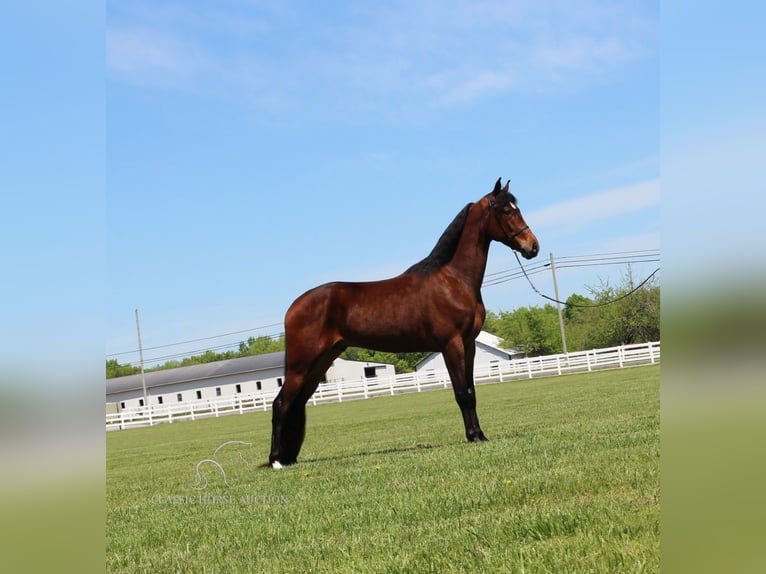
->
483 249 659 280
484 260 550 278
482 249 659 287
556 248 660 261
555 258 660 270
107 322 283 358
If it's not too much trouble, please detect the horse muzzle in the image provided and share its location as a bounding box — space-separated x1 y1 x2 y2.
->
518 239 539 260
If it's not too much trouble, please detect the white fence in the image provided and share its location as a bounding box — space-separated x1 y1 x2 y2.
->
106 341 660 431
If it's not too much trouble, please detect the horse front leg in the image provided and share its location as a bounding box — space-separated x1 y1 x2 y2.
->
443 337 487 443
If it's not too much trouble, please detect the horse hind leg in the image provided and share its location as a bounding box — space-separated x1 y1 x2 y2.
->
268 340 346 467
269 384 306 467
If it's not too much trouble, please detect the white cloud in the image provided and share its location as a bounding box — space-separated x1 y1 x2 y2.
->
106 1 656 111
107 26 208 86
528 179 660 232
430 69 517 107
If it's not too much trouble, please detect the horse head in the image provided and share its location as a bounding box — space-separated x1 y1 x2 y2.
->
486 178 539 260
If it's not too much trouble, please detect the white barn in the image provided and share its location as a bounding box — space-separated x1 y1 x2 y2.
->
414 331 522 377
106 351 395 411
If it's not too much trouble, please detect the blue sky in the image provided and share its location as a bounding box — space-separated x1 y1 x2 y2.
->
1 2 104 385
106 1 659 365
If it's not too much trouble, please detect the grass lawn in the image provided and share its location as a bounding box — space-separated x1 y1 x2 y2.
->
107 365 659 573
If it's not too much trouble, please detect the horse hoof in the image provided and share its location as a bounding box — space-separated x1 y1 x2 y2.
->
271 461 283 470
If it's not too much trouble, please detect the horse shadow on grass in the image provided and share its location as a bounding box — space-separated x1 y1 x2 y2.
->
258 426 533 469
282 429 530 467
299 441 444 465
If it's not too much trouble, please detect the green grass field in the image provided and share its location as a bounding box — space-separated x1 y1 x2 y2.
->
107 365 659 573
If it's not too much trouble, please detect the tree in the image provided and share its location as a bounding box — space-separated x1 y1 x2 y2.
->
580 267 660 348
492 305 562 356
106 359 140 379
563 294 593 322
239 334 285 356
483 309 501 333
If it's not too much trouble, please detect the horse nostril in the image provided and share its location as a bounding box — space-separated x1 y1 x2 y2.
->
532 241 539 254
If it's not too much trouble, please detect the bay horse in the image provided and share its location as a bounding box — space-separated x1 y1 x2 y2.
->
268 178 539 468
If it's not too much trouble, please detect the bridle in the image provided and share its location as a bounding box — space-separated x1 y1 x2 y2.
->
488 197 529 247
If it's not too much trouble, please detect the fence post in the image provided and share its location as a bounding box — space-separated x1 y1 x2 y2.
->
526 358 532 379
648 342 655 364
618 346 624 368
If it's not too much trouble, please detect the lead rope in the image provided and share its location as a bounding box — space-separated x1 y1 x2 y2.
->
513 251 660 308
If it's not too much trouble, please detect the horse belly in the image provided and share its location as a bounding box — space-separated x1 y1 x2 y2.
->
335 282 439 352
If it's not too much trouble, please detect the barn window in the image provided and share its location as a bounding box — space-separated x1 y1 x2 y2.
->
216 387 222 397
196 390 202 400
235 384 242 393
120 402 125 409
157 396 163 405
256 381 262 391
364 366 377 378
138 399 144 407
177 393 183 402
277 378 283 387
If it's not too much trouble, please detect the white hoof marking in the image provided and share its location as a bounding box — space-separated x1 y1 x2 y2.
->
271 461 283 470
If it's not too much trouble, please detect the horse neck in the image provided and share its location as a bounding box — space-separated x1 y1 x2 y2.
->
444 202 491 293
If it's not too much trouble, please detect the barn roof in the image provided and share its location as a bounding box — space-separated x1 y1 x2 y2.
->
106 351 285 396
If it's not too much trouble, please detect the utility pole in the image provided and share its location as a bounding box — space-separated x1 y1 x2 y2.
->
135 308 149 410
549 253 568 354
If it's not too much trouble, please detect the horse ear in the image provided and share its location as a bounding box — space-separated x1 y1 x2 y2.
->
493 177 502 195
503 180 510 193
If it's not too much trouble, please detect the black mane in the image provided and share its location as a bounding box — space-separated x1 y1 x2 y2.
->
405 203 473 276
